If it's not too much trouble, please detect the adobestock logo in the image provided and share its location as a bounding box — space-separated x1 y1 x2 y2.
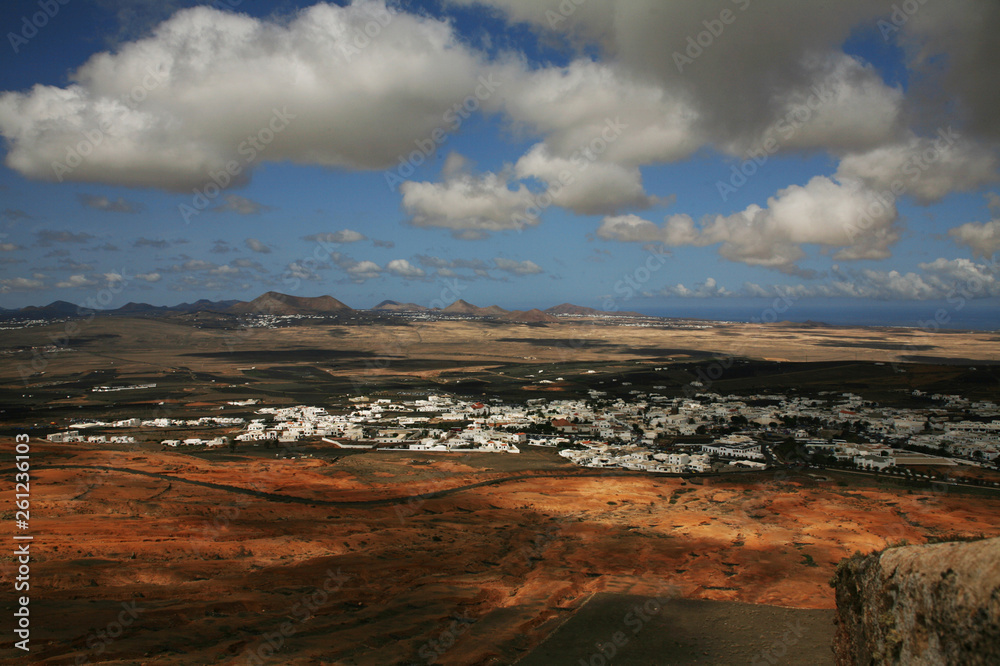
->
50 65 168 182
7 0 70 54
179 107 295 224
383 74 503 191
673 0 753 74
717 81 837 202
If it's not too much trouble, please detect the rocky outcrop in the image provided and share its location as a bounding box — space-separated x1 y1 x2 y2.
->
832 537 1000 665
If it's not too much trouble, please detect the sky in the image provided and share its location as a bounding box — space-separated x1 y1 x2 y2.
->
1 0 999 325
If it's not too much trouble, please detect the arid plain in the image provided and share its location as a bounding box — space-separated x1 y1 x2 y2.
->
2 315 1000 664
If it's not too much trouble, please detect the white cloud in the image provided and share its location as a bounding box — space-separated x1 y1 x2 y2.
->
304 229 367 244
949 219 1000 259
514 144 657 215
244 238 272 254
493 257 543 275
55 274 98 288
347 260 381 280
496 59 702 167
599 176 899 274
401 168 537 236
415 255 489 271
330 252 381 281
679 257 1000 300
177 259 215 272
385 259 425 278
135 272 161 282
0 2 485 190
285 260 323 283
451 0 1000 220
232 258 267 272
727 53 904 156
454 0 906 152
0 277 45 292
658 277 730 298
836 132 998 205
216 195 268 215
917 257 1000 297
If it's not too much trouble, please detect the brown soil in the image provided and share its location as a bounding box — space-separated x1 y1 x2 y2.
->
2 441 998 664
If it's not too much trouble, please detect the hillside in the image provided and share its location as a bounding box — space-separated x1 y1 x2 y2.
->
371 300 429 312
0 295 656 321
15 300 93 318
545 303 604 315
228 291 352 316
502 308 560 323
441 299 508 316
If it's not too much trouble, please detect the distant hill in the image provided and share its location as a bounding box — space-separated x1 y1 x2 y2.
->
0 293 655 321
114 302 166 314
441 299 509 316
0 298 243 320
171 298 241 313
109 300 238 315
502 308 559 323
441 299 479 314
545 303 603 315
229 292 352 316
16 300 94 318
371 300 429 312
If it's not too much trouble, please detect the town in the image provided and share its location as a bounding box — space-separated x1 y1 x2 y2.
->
45 386 1000 482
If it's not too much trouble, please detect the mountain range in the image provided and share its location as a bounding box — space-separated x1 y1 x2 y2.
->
0 292 645 321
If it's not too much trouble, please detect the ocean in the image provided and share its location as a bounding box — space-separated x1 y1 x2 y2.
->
636 299 1000 331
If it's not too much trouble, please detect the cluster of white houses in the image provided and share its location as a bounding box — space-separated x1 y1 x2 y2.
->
162 437 228 448
46 431 136 444
43 386 1000 474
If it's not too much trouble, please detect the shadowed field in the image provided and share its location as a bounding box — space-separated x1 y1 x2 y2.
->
1 442 997 664
3 317 1000 428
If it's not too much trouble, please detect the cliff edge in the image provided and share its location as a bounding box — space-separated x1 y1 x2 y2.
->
831 536 1000 665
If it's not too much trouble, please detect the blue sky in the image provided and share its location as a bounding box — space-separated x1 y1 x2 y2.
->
1 0 999 323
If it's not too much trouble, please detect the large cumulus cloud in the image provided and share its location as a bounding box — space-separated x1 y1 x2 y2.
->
0 1 485 190
598 176 900 275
